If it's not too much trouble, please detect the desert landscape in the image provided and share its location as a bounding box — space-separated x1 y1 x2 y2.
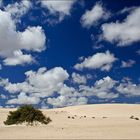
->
0 104 140 139
0 0 139 139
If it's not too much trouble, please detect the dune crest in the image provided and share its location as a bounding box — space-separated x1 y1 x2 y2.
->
0 104 140 139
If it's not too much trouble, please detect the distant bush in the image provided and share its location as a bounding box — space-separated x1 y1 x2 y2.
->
130 115 134 119
130 115 139 120
4 105 52 126
135 117 139 120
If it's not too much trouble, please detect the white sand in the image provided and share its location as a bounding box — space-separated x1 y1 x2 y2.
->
1 104 140 139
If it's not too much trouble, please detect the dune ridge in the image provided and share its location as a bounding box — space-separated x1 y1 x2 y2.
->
0 104 140 139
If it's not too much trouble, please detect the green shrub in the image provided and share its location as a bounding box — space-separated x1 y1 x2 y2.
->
4 105 52 126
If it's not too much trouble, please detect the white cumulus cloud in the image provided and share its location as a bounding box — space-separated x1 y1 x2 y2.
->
74 51 117 71
3 50 34 66
102 7 140 46
116 81 140 96
41 0 76 22
72 72 87 84
0 9 46 65
0 67 69 98
79 76 119 99
5 1 31 22
7 92 40 105
81 3 109 28
47 96 87 108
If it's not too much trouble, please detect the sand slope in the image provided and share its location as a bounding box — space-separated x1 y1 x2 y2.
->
1 104 140 139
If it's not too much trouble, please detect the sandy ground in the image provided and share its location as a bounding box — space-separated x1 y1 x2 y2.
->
1 104 140 139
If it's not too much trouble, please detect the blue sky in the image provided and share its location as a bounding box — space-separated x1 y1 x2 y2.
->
0 0 140 108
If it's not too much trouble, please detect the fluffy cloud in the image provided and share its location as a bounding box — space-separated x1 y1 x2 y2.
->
79 76 119 99
19 26 46 52
72 72 87 84
81 3 109 28
102 7 140 46
5 1 31 22
0 67 69 98
116 82 140 96
0 8 46 65
94 76 117 89
3 50 34 66
121 59 135 68
7 92 40 105
59 84 80 97
74 51 117 71
1 65 140 107
41 0 76 22
47 96 87 108
0 68 120 107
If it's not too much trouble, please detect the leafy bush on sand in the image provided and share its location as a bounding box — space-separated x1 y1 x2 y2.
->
4 105 52 126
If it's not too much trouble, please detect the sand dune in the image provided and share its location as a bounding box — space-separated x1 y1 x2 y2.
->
1 104 140 139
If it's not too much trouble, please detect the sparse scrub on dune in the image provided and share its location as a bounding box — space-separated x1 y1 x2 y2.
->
4 105 52 126
130 115 134 119
135 117 139 120
130 115 139 120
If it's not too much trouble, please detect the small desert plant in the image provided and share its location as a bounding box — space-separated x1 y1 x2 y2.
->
130 115 134 119
4 105 52 126
135 117 139 120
